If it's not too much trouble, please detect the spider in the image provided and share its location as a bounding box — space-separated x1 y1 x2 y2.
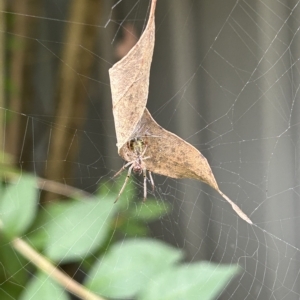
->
113 137 154 203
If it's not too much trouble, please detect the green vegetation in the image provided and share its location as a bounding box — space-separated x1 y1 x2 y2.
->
0 173 239 300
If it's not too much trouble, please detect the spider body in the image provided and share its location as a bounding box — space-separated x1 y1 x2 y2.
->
128 138 145 174
113 137 154 202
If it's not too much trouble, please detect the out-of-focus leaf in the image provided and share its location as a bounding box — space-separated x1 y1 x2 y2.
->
128 199 170 221
25 201 72 250
0 235 28 288
0 282 23 300
0 175 38 237
42 197 116 263
118 218 149 236
0 234 27 300
0 165 20 179
28 195 117 263
85 238 183 299
19 272 69 300
138 262 240 300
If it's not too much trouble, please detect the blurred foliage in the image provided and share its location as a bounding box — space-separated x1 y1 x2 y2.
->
0 168 239 300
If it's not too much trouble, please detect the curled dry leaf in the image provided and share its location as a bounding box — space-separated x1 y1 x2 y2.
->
109 0 156 150
109 0 252 224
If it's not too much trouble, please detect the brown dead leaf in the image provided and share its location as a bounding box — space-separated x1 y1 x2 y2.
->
109 0 156 151
119 109 252 224
109 0 252 224
119 109 219 189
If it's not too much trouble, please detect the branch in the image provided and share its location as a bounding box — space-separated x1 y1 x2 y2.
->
12 237 105 300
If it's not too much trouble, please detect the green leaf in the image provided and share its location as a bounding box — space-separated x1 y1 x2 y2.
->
0 234 27 300
0 153 20 178
85 238 184 299
128 199 171 221
43 197 117 263
118 218 149 236
25 201 72 250
138 262 240 300
0 235 28 288
0 175 38 237
19 272 70 300
0 282 24 300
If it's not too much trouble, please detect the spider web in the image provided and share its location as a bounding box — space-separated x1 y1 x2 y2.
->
1 0 300 299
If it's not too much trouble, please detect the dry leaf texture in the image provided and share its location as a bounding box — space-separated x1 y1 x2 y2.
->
119 109 219 190
109 0 252 224
109 0 156 150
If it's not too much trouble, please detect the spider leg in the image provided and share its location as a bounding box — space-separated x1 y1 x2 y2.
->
113 161 133 178
114 164 134 203
143 168 147 202
149 171 155 191
141 145 148 156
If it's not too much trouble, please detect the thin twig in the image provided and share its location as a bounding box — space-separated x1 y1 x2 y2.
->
0 164 92 199
36 177 92 199
11 237 105 300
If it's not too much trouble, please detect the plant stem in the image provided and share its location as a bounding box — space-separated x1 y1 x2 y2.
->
12 237 105 300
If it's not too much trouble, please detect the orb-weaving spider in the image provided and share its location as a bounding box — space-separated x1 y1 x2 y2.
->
113 137 154 202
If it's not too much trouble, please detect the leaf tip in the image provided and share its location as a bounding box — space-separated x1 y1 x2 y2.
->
218 190 253 224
